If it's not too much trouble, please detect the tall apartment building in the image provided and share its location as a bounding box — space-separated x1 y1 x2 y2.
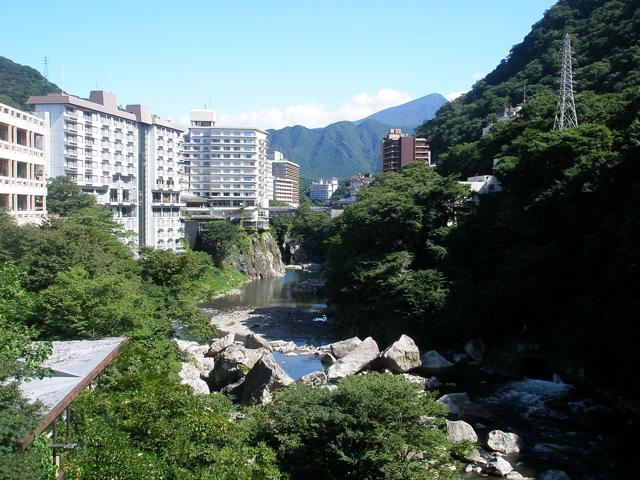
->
182 110 269 228
271 151 300 206
309 178 338 201
0 102 49 225
28 91 185 250
381 128 431 173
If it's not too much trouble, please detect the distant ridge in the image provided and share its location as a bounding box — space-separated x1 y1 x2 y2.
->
355 93 448 132
269 93 448 178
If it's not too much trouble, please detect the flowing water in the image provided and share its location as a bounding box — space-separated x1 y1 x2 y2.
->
208 270 637 479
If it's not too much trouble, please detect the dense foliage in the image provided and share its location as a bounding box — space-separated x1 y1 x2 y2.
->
252 373 465 480
0 56 61 110
325 163 469 345
362 0 640 394
46 177 96 217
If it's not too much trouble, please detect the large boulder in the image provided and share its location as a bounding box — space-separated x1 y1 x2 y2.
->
240 353 294 405
464 338 486 363
245 333 274 351
329 337 362 359
178 363 210 395
327 337 379 381
485 455 513 477
270 340 297 354
300 371 328 387
537 470 571 480
380 334 421 373
320 352 336 366
206 333 235 357
437 392 472 416
421 350 454 369
487 430 523 454
446 419 478 443
209 344 266 391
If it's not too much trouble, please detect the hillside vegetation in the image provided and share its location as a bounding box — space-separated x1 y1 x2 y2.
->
327 0 640 396
0 56 61 110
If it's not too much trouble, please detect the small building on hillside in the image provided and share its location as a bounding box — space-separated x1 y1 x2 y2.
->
459 175 503 204
310 178 339 201
349 172 374 196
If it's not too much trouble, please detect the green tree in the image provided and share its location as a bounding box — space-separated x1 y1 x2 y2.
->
46 176 96 216
196 220 245 267
254 373 462 480
290 204 332 261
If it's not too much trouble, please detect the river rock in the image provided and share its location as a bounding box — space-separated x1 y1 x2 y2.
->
464 338 486 363
327 337 379 381
421 350 454 369
506 472 533 480
453 353 469 364
463 448 488 465
437 392 472 416
487 430 523 454
179 362 210 395
329 337 362 359
300 370 328 387
321 352 336 366
245 333 274 351
270 340 297 354
537 470 571 480
209 344 267 390
240 353 294 405
446 419 478 443
485 455 513 477
206 333 235 357
380 334 421 373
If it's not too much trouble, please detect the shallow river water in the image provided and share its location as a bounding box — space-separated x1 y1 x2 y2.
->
207 270 637 480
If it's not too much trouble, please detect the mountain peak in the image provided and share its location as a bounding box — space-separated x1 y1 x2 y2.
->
356 93 448 130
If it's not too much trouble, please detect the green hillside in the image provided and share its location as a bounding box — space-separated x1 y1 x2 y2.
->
0 56 61 111
416 0 640 394
268 119 391 178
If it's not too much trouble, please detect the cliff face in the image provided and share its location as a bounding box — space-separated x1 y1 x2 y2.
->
236 232 285 278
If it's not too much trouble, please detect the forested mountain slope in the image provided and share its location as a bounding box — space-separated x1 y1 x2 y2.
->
328 0 640 396
0 56 61 110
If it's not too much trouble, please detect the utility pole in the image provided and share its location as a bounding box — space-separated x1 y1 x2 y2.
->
553 33 578 130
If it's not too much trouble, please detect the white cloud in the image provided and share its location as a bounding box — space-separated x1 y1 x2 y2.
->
170 88 415 130
445 90 467 101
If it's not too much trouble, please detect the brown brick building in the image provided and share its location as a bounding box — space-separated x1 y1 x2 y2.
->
381 128 431 173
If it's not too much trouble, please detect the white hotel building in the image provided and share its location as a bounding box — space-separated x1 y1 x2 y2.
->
0 102 49 225
28 91 185 250
183 109 270 227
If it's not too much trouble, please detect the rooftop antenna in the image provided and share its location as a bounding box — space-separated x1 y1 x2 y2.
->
553 33 578 130
42 56 49 85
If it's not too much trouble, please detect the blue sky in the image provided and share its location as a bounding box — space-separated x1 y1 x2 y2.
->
2 0 556 128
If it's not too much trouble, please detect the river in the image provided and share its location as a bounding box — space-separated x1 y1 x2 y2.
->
205 270 637 480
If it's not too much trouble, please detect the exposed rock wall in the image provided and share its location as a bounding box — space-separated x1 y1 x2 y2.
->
237 231 285 278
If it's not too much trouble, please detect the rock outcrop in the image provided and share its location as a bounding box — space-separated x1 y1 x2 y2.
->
487 430 523 454
206 333 235 357
437 392 473 416
178 362 210 395
380 334 421 373
240 353 294 405
446 419 478 443
485 455 513 477
300 371 328 387
328 337 362 359
327 337 379 381
464 338 486 363
421 350 454 369
209 344 267 391
237 231 286 278
245 333 273 351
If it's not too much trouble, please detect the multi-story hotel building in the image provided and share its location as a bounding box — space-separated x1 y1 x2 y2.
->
28 91 184 250
381 128 431 173
271 151 300 206
182 109 269 227
0 102 49 225
309 178 339 201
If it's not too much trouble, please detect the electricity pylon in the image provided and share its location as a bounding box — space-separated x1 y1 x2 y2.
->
553 33 578 130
